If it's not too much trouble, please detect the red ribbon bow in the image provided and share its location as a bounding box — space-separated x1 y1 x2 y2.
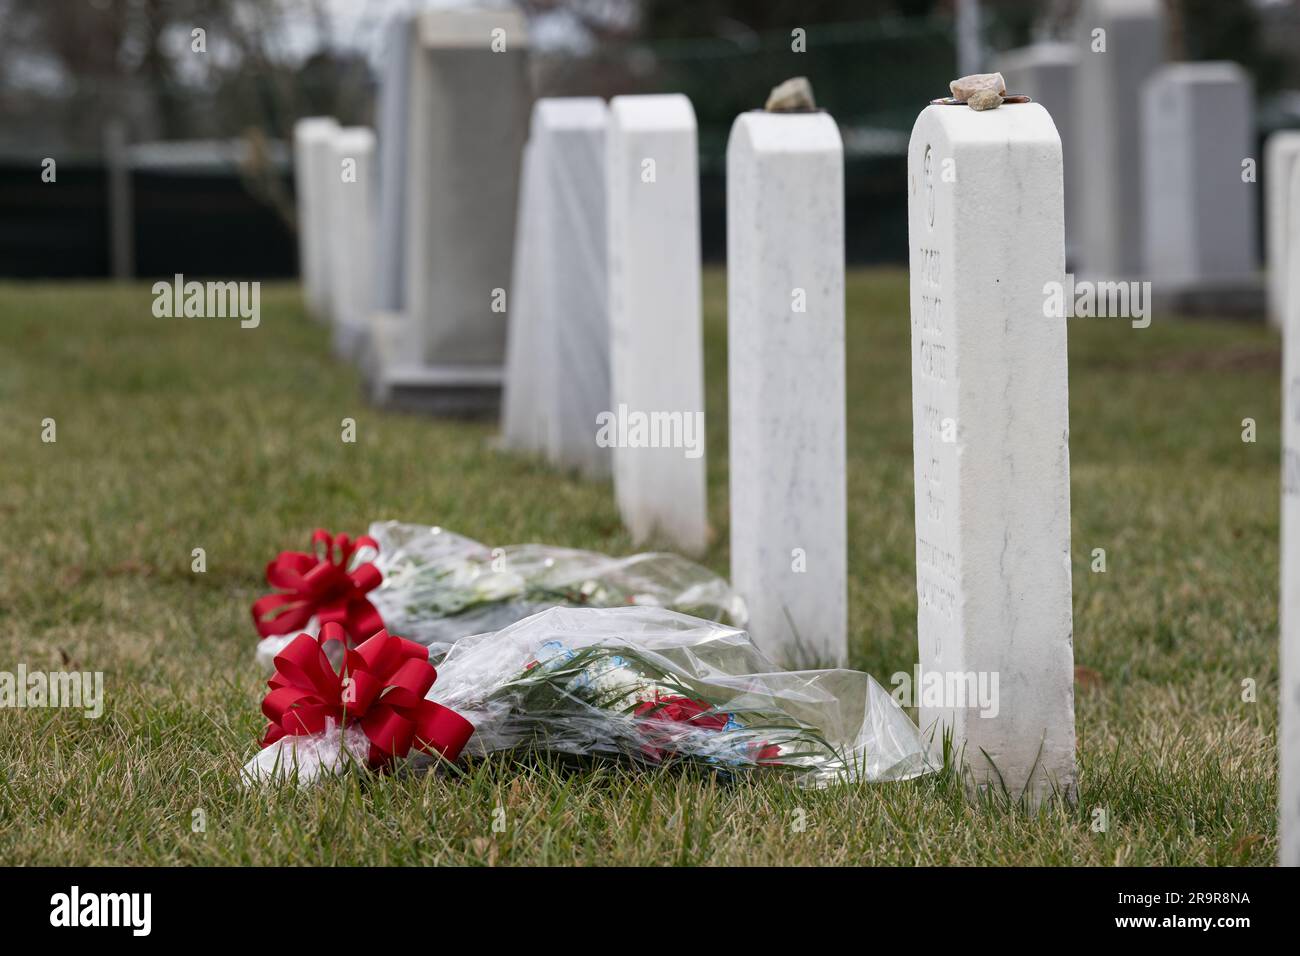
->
261 622 474 767
253 529 384 645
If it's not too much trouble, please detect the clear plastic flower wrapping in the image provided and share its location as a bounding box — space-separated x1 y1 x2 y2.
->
244 605 933 788
254 521 749 669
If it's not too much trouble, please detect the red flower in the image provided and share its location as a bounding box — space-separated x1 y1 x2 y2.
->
252 529 384 646
633 693 728 762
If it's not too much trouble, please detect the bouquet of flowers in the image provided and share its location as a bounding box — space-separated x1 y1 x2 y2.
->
243 605 932 788
252 523 747 668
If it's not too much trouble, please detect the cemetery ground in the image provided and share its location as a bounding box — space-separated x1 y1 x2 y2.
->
0 270 1279 866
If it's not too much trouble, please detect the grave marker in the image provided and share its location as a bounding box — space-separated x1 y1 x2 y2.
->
606 94 708 555
1266 132 1300 330
329 127 376 359
292 116 338 321
1280 160 1300 866
402 8 529 366
501 139 544 453
907 101 1077 804
367 8 530 411
1141 63 1256 291
727 108 846 666
1073 0 1164 277
536 98 610 478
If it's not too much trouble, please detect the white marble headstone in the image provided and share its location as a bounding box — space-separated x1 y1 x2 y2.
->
907 101 1076 805
1073 0 1165 277
1280 159 1300 867
293 117 338 322
1266 132 1300 331
726 109 846 667
329 127 377 359
501 139 545 453
535 98 611 478
1141 63 1256 289
402 8 530 368
606 94 708 555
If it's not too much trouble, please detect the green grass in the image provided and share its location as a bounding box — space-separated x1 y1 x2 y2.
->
0 269 1280 865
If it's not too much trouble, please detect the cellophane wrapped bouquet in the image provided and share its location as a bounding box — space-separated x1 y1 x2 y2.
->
244 605 932 788
253 522 747 668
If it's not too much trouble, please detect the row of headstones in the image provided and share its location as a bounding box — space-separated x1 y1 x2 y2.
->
998 0 1297 320
287 7 1300 828
486 83 1076 804
287 6 1074 807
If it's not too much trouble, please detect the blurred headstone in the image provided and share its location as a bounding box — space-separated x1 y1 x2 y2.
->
727 107 847 667
293 117 339 321
606 94 708 555
1073 0 1164 278
329 127 376 359
907 100 1076 806
1141 63 1259 309
501 139 544 454
367 7 530 413
501 98 610 477
996 43 1080 263
1267 132 1300 330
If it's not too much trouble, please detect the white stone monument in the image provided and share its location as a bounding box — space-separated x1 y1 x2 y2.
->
1280 160 1300 867
1073 0 1165 278
329 127 377 360
534 98 610 478
995 43 1080 263
1266 132 1300 330
293 116 338 322
726 109 846 667
1141 63 1256 291
907 101 1076 804
367 7 531 411
606 94 708 555
501 140 545 454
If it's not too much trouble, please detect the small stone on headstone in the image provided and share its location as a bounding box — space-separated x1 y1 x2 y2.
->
764 77 816 112
949 71 1005 100
967 89 1002 111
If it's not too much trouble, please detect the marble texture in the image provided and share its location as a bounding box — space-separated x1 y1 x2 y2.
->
605 94 708 556
907 102 1076 805
726 110 847 667
1072 0 1164 277
1141 62 1256 288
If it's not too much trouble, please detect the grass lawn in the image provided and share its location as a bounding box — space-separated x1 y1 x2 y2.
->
0 268 1280 865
